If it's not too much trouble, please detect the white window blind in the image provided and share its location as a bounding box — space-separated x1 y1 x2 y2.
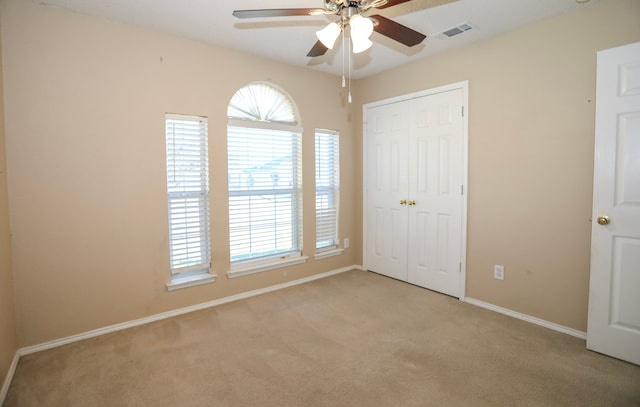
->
227 125 302 263
165 114 211 275
315 129 340 250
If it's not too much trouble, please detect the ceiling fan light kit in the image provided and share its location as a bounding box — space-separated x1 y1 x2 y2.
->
317 13 374 53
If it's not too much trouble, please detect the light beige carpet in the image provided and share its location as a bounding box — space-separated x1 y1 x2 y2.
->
5 269 640 406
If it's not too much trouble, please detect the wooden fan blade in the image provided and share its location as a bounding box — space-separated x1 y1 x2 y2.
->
233 9 326 19
370 14 426 47
376 0 412 9
307 40 329 57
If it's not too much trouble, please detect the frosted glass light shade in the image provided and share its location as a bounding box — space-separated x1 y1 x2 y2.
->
350 14 374 37
316 22 341 49
350 14 374 54
351 36 373 53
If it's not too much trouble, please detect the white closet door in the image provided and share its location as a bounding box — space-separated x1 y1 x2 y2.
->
364 101 410 281
407 89 464 297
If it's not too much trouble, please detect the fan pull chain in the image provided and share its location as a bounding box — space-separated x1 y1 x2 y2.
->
342 32 346 88
348 30 352 104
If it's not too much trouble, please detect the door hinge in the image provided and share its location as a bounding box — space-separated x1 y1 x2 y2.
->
461 185 464 195
461 106 464 117
459 262 462 273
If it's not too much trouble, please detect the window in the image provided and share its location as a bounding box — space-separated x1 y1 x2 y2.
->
227 82 306 275
165 114 214 290
315 129 340 253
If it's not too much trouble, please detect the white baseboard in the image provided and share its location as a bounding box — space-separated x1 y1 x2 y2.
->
0 350 20 406
20 265 360 356
465 297 587 340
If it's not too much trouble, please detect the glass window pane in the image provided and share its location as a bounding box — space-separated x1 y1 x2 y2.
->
315 130 340 250
166 115 211 274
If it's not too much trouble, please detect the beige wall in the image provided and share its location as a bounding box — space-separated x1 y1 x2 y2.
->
1 0 358 347
0 19 18 390
355 0 640 331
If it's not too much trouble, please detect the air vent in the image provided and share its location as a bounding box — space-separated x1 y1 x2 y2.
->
436 22 474 40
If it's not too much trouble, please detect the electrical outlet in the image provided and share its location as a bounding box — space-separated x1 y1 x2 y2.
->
344 238 350 248
494 265 505 280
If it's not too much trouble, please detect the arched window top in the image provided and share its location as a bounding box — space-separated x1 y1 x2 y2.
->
228 82 299 125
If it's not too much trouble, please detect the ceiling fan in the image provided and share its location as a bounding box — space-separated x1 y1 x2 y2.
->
233 0 427 57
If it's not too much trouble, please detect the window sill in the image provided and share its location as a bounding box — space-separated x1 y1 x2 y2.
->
166 271 217 291
314 248 344 260
227 255 309 279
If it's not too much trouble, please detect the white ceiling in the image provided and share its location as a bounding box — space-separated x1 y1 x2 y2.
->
35 0 596 79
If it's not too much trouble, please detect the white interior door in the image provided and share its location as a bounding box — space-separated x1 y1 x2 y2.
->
406 89 464 297
587 41 640 365
364 83 467 298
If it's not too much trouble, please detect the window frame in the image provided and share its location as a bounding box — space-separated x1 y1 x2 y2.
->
226 83 307 278
314 129 342 259
164 113 215 290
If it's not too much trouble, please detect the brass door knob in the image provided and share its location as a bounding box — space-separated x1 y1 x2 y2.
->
400 199 407 206
597 215 611 225
408 200 416 206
